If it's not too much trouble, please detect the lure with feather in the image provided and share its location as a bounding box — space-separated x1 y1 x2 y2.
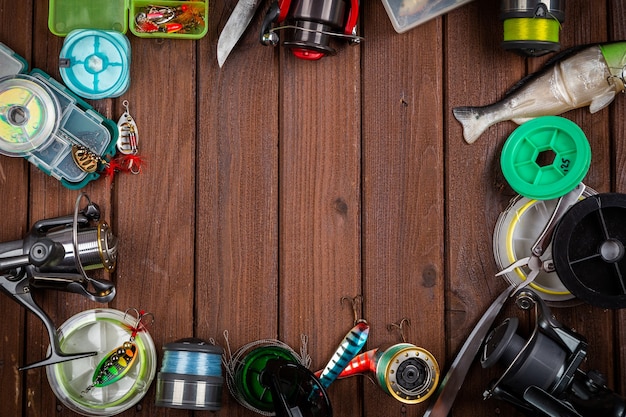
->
453 42 626 144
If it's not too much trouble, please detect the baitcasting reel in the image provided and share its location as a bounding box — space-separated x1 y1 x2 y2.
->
260 0 360 60
0 193 118 370
481 289 626 417
501 0 565 56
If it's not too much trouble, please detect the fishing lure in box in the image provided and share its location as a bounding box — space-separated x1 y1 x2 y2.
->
83 309 154 394
453 41 626 144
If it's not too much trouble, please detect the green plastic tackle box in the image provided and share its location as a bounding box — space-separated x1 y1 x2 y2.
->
0 42 118 189
48 0 208 39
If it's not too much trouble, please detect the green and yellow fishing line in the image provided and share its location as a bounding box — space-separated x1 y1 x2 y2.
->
503 17 561 44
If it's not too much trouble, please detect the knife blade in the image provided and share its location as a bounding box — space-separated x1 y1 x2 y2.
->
422 282 517 417
217 0 262 67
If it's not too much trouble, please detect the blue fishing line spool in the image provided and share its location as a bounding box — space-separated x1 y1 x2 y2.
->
155 338 224 411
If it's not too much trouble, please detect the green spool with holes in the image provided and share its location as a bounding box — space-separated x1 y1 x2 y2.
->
500 116 591 200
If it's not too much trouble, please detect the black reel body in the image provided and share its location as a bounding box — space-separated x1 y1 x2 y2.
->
260 0 359 60
481 290 626 417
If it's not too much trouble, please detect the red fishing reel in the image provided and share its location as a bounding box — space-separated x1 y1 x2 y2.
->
260 0 360 60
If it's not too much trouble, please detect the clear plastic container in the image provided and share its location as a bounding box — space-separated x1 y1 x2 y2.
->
46 309 157 417
381 0 475 33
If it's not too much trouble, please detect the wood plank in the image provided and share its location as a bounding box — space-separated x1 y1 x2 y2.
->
445 1 527 416
104 38 198 417
278 31 362 417
0 2 33 414
446 2 617 416
195 0 280 415
361 1 445 416
21 3 117 415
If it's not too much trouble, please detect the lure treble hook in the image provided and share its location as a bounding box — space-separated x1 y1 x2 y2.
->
387 317 411 343
341 294 364 325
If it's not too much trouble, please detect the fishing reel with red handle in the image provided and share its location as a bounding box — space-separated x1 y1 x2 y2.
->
0 193 118 370
260 0 360 60
481 289 626 417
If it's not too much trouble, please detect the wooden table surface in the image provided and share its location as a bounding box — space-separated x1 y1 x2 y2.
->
1 0 625 416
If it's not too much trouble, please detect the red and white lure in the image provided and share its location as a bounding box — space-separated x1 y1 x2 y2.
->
115 100 142 175
82 308 153 395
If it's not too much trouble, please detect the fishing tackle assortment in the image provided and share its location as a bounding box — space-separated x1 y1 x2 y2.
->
481 289 626 417
134 4 206 35
501 0 565 56
70 100 144 178
155 338 224 411
5 2 626 416
260 0 361 60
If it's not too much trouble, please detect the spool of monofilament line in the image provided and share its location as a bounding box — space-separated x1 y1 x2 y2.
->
222 336 311 416
155 338 224 411
501 0 565 57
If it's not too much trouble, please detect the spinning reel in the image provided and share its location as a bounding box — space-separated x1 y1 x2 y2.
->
481 289 626 417
260 0 360 60
0 193 118 370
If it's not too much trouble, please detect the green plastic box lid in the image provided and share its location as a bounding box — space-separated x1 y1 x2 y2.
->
49 0 129 37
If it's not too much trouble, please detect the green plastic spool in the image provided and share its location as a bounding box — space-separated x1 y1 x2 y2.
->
235 346 299 412
501 116 591 200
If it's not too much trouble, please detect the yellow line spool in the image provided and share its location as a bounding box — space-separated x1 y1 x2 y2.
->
500 0 565 56
503 18 560 43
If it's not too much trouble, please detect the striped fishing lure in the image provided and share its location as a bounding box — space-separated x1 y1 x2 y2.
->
317 320 369 388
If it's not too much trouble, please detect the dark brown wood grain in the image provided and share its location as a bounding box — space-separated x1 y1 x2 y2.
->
0 0 625 416
0 2 32 416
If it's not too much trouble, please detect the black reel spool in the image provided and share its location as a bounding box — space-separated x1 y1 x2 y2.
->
260 0 359 60
261 359 332 417
481 290 626 417
552 193 626 309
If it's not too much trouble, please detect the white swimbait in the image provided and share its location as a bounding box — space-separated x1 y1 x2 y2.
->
453 42 626 144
